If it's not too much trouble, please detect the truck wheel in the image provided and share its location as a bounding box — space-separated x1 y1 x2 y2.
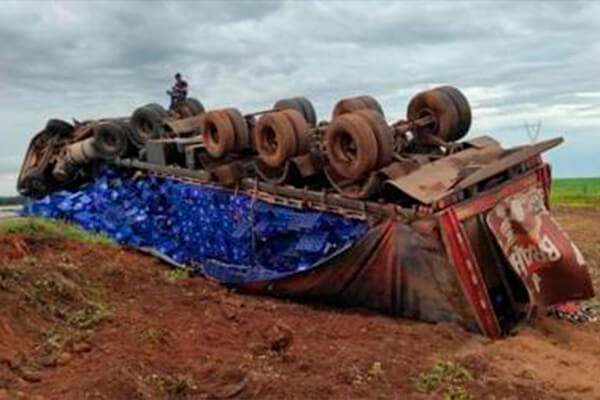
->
274 97 317 126
203 109 236 158
172 101 194 118
435 86 471 141
332 95 385 118
113 121 139 150
92 122 128 159
295 97 317 126
46 119 74 137
186 98 205 115
407 88 461 142
223 108 250 152
353 109 393 168
145 103 169 118
360 96 385 118
279 109 311 154
325 113 378 179
254 111 298 168
131 106 166 144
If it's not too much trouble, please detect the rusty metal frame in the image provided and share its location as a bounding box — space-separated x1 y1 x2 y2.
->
110 158 412 222
451 168 541 221
439 208 502 337
536 162 552 209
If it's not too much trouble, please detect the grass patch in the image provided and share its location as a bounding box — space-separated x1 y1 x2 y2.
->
2 257 111 347
20 270 111 330
0 195 26 205
551 178 600 206
164 268 190 283
0 217 114 247
141 328 171 345
417 360 472 400
40 325 81 356
67 302 110 329
162 374 198 397
146 373 198 398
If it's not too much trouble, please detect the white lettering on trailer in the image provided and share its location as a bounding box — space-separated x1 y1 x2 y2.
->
509 251 528 278
540 235 561 262
507 234 562 283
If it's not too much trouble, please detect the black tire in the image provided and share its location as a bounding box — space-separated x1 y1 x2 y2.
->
280 109 311 154
274 98 303 114
354 110 393 168
172 101 195 118
332 95 384 118
113 121 139 150
435 86 471 140
223 108 249 152
186 97 205 115
92 122 128 159
295 97 317 126
274 97 317 126
325 113 378 179
130 106 166 145
19 175 49 199
254 112 298 168
406 89 461 142
360 96 385 118
145 103 168 118
203 110 236 158
46 119 74 137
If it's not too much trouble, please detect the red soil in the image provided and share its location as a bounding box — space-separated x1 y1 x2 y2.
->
0 206 598 399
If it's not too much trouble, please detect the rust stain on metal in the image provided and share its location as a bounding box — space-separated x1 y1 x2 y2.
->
383 143 504 204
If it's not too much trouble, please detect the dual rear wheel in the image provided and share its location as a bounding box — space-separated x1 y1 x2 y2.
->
326 86 471 180
172 97 205 118
202 108 250 158
254 109 311 168
204 97 317 165
130 98 206 146
407 86 471 142
325 110 392 180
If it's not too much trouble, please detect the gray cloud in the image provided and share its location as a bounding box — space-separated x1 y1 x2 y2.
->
0 0 599 195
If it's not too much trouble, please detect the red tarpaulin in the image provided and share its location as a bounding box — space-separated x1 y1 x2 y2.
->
240 219 479 331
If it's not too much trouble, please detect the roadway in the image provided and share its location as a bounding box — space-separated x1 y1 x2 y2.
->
0 205 21 221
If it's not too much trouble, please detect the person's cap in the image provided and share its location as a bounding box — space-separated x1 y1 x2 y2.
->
175 72 182 79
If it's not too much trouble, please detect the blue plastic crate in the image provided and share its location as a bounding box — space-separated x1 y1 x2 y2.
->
23 165 369 282
296 232 329 253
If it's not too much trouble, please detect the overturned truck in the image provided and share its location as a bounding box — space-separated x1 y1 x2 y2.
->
17 87 594 337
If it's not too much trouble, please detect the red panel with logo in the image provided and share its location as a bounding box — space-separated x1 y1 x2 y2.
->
486 186 594 308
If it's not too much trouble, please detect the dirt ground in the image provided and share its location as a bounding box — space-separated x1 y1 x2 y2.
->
0 205 598 400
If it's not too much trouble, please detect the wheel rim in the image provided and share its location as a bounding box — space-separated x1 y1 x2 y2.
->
207 121 220 146
262 126 278 156
339 132 358 162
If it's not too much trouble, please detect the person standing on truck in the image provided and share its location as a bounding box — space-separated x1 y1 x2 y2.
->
167 73 188 109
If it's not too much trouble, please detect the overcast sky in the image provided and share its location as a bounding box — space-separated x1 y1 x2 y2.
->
1 0 599 195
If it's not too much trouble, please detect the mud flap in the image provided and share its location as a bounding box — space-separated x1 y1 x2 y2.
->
485 187 594 317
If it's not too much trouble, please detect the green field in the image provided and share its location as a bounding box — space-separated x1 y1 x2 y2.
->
551 177 600 205
0 195 25 205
